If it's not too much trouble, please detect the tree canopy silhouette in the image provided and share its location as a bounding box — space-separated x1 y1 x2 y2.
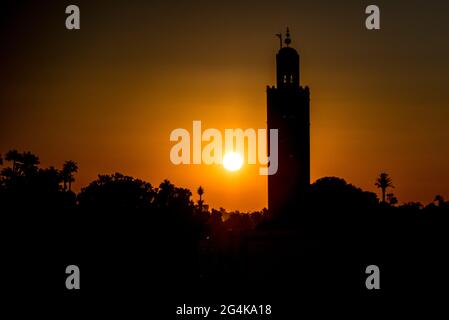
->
78 173 155 210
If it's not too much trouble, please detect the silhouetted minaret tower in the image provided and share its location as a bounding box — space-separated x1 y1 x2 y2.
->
267 28 310 215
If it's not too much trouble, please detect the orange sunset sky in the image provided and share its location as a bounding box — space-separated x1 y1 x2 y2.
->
1 0 449 211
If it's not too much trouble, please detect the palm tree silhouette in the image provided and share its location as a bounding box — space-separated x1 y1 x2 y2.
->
62 160 78 191
5 149 21 175
375 172 394 203
197 186 204 212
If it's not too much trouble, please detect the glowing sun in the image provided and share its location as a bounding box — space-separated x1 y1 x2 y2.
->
223 152 243 172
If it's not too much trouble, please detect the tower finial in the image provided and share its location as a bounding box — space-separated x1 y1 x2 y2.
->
284 27 291 46
275 32 283 49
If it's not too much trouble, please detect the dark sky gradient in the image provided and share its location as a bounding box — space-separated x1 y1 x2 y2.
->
1 0 449 210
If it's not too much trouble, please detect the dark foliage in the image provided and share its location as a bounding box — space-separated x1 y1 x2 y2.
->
1 149 448 305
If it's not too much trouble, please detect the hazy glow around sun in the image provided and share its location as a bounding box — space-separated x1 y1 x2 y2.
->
223 152 243 171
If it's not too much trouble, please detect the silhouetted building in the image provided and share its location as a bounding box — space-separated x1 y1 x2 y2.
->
267 29 310 214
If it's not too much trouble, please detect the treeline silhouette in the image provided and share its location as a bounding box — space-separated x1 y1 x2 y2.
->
1 149 448 303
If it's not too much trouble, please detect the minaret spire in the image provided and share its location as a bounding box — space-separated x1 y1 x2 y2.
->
284 27 291 47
